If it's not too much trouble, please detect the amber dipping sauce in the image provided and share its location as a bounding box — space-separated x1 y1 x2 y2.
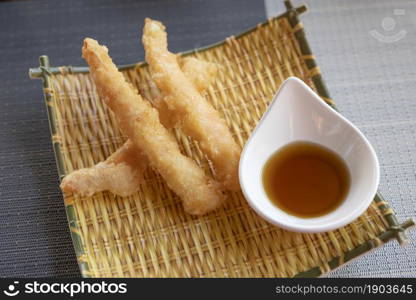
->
262 141 350 218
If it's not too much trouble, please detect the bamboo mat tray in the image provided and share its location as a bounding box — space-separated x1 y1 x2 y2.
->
29 1 414 277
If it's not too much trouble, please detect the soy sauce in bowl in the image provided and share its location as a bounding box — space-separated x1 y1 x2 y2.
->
262 141 350 218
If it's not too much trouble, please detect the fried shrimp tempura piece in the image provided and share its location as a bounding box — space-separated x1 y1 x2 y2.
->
153 57 218 128
60 58 218 197
61 140 147 197
143 18 241 191
79 38 223 215
180 57 218 93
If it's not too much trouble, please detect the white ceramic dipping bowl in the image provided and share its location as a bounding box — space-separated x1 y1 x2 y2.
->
239 77 380 233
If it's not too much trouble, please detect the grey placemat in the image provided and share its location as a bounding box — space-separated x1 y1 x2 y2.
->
266 0 416 277
0 0 265 277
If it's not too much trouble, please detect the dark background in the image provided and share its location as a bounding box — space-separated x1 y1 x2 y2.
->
0 0 265 277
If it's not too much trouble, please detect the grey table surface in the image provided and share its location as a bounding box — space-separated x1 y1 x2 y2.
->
0 0 414 277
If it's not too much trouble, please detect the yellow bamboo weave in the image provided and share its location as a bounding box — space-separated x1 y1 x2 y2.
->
50 17 388 277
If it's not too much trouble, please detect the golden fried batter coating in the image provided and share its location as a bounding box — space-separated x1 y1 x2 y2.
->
143 18 240 191
180 57 218 93
61 140 146 196
154 57 218 129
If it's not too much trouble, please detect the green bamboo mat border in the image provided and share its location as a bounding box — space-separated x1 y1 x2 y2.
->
29 0 414 278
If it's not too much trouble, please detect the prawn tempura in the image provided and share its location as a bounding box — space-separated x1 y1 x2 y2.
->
143 18 241 191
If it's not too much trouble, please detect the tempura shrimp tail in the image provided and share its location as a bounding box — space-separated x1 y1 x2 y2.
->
142 18 241 191
82 38 224 215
